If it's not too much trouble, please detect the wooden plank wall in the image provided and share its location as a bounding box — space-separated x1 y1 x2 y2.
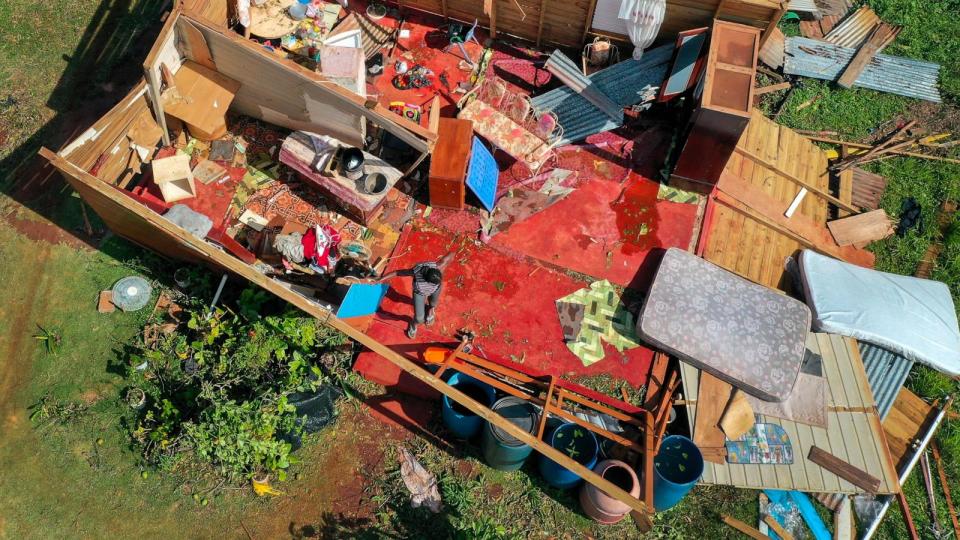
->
696 110 870 292
680 333 900 494
184 18 367 147
400 0 778 47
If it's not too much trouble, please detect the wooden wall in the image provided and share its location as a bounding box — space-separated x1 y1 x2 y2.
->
398 0 780 47
182 18 367 147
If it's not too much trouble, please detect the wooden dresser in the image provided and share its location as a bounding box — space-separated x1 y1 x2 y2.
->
429 118 474 210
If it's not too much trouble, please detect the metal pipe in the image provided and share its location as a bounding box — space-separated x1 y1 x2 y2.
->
862 395 953 539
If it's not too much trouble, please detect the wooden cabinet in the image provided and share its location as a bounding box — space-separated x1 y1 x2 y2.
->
671 20 759 194
429 118 474 210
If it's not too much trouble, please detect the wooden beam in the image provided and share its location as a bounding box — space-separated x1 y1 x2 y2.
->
837 23 901 88
734 147 860 214
808 446 882 493
759 2 787 49
763 515 794 540
820 140 960 165
536 0 547 47
39 146 654 531
581 0 598 43
896 489 921 540
932 442 960 540
693 372 731 464
754 81 791 95
721 515 767 540
485 0 497 39
441 0 448 19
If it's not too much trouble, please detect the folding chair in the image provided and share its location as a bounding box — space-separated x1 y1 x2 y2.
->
443 19 481 65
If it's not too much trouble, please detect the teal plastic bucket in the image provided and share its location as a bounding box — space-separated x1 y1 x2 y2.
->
538 423 599 489
653 435 704 511
481 396 539 471
441 372 496 439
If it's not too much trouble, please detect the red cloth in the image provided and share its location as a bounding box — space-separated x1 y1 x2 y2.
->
301 224 341 269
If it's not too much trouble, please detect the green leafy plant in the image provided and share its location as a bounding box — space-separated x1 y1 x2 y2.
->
33 324 62 355
124 286 348 481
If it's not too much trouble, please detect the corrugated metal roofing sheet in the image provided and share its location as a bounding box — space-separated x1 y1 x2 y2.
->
788 0 819 14
859 341 914 420
823 6 881 49
531 44 672 144
784 37 941 102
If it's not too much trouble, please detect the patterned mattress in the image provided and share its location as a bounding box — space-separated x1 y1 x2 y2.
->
638 249 811 402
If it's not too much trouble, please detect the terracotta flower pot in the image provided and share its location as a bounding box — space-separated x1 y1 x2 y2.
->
579 459 641 524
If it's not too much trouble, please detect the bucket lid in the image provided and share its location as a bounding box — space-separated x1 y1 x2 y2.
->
489 396 538 446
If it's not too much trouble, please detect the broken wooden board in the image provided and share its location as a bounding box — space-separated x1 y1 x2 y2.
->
722 515 767 540
694 371 732 464
837 22 902 88
161 61 240 140
827 209 894 246
97 290 116 313
807 445 882 493
720 390 755 440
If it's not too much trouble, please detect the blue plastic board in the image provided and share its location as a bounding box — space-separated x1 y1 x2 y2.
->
465 137 499 211
336 283 390 319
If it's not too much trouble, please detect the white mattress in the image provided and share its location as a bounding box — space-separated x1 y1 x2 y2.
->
799 250 960 376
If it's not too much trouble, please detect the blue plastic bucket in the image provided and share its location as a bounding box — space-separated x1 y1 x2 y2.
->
538 423 599 489
441 372 496 439
653 435 704 511
482 396 539 471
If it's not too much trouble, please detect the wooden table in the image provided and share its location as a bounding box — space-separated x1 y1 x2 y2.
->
279 131 402 225
249 0 298 39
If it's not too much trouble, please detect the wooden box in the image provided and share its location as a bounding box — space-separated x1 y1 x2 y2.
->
429 118 474 210
152 154 196 203
161 61 240 141
671 20 760 194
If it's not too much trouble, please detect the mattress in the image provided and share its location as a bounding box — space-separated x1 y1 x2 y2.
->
799 249 960 376
638 248 811 402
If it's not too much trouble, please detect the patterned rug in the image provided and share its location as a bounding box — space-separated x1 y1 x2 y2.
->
556 280 642 367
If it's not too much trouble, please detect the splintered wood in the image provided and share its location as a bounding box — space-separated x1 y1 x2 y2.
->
720 390 755 440
694 372 732 464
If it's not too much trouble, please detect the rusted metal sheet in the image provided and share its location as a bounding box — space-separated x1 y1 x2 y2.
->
784 37 941 102
823 6 882 49
851 167 887 210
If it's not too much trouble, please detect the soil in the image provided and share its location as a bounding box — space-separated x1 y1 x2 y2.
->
244 405 414 538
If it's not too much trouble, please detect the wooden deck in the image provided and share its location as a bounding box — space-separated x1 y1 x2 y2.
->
679 333 900 495
695 110 870 291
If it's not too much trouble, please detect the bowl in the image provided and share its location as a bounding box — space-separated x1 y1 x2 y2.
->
360 172 388 195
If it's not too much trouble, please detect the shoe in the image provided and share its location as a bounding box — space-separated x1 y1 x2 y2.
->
425 310 436 326
406 324 417 339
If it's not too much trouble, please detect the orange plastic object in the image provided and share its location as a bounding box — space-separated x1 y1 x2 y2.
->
423 347 450 364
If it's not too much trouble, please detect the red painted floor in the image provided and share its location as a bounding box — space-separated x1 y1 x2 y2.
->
348 6 700 400
353 225 656 391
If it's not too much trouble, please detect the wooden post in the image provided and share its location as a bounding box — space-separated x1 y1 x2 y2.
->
581 0 597 43
759 3 787 49
441 0 448 19
536 0 547 47
485 0 497 38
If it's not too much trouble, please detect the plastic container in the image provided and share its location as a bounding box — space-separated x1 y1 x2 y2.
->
481 396 539 471
579 460 640 524
652 435 704 511
538 423 599 489
288 1 308 20
441 372 496 439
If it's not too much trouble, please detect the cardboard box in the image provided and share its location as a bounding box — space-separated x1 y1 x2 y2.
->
152 154 196 202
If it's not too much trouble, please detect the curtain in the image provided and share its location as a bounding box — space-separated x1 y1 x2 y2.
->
618 0 666 60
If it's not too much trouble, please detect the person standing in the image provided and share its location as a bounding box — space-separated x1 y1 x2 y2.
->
379 252 455 338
